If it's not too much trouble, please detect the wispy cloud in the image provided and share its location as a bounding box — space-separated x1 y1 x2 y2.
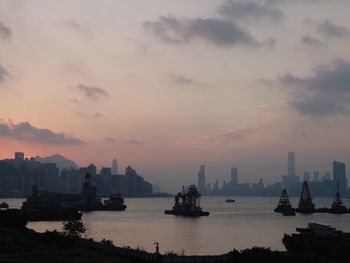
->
166 74 195 86
59 20 93 38
301 35 325 48
0 22 11 40
73 83 110 100
143 16 274 48
317 19 350 38
0 121 84 145
104 137 143 145
0 63 10 82
218 0 284 23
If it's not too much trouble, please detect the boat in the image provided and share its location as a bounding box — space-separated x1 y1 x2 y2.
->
274 188 295 214
283 223 350 258
295 181 316 213
103 194 127 211
225 199 236 203
0 202 9 209
165 185 209 217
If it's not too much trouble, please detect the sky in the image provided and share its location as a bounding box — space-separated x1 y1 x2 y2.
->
1 0 350 192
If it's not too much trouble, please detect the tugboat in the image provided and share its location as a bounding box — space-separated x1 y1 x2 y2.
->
103 194 127 211
283 223 350 258
274 189 295 216
165 185 209 217
0 202 9 209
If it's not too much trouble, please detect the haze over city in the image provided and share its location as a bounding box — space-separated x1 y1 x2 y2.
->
1 0 350 192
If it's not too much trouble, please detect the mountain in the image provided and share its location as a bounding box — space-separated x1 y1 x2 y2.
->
35 154 79 171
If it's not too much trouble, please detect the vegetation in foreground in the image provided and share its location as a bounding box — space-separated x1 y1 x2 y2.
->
0 227 136 263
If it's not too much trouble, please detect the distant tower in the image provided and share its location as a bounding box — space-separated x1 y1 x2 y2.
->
197 165 206 194
231 167 238 184
333 161 347 194
112 159 118 175
288 152 295 177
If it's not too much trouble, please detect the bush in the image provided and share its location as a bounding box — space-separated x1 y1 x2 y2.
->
62 220 87 238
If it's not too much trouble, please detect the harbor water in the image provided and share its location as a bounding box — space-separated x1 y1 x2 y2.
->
4 196 350 255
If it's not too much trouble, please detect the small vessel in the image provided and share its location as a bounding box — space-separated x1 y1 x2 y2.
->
283 223 350 258
274 188 295 214
0 202 9 209
225 199 235 203
103 194 127 211
165 185 209 217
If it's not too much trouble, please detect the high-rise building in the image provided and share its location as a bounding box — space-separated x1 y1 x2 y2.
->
333 161 347 194
197 165 206 194
231 167 238 184
282 152 299 188
322 172 331 182
312 171 320 182
15 152 24 162
303 171 310 182
288 152 295 177
112 159 118 175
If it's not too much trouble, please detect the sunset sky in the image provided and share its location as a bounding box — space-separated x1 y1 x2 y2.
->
1 0 350 192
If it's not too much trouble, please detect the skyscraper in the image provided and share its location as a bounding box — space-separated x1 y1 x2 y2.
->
288 152 295 177
312 171 320 182
112 159 118 175
197 165 206 194
231 167 238 184
333 161 347 194
282 152 299 188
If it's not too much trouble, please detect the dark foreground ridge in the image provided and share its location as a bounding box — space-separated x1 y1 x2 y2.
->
1 223 349 263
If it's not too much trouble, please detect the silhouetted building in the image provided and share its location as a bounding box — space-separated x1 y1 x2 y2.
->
322 172 331 182
282 152 299 188
15 152 24 162
231 167 238 184
112 159 118 175
312 171 320 182
303 171 310 182
197 165 206 194
333 161 347 194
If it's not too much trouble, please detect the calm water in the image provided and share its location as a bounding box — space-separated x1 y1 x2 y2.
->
4 196 350 255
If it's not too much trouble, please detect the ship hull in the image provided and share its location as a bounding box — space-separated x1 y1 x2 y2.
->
164 210 209 217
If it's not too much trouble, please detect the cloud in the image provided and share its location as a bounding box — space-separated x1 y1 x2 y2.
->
278 60 350 116
73 84 110 100
143 16 273 48
0 121 84 145
0 22 11 40
217 0 284 23
301 35 325 48
104 137 143 145
317 19 350 38
167 74 194 86
208 128 256 144
0 64 9 82
59 20 93 38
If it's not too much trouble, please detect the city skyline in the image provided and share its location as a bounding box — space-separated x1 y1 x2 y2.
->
1 1 350 192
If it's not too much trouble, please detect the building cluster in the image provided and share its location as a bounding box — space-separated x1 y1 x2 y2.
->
197 152 349 197
0 152 153 197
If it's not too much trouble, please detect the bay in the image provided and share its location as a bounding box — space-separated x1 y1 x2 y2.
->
3 196 350 255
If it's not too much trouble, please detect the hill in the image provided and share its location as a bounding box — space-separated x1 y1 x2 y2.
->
35 154 79 171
